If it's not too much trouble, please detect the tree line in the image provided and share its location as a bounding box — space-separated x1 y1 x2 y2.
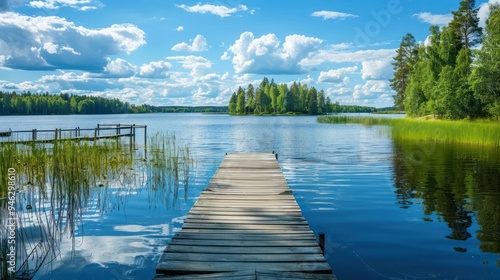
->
391 0 500 120
228 77 376 115
0 91 228 115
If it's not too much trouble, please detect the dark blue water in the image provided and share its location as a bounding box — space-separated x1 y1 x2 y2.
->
1 114 499 280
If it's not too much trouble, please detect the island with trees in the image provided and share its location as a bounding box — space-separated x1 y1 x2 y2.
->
227 77 376 115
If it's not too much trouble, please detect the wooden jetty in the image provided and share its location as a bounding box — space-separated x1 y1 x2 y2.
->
0 124 147 146
155 153 336 280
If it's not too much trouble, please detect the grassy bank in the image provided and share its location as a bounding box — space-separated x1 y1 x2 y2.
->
317 115 500 147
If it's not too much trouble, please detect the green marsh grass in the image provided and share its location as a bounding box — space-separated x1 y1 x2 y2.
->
1 133 192 279
147 132 192 208
318 115 500 147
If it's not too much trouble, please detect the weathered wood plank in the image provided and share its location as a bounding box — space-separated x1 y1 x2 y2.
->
154 270 257 279
188 209 303 215
193 202 301 207
257 270 337 280
154 270 337 280
160 252 328 262
177 229 315 235
172 233 316 241
184 218 309 225
156 261 332 274
181 223 311 230
186 214 305 221
164 245 324 254
168 239 320 247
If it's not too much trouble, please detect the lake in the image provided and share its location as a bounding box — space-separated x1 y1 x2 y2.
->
1 113 499 280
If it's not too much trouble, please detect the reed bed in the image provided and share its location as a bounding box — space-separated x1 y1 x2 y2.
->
0 133 192 279
318 115 500 147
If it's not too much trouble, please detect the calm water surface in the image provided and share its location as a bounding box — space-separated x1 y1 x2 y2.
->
1 113 499 280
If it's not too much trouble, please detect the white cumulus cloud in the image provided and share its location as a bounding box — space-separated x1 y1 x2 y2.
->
166 55 212 78
318 66 358 83
225 32 322 74
29 0 102 11
413 12 453 25
171 35 208 52
361 60 392 80
478 0 500 27
176 3 248 17
353 80 391 99
0 12 146 71
301 48 396 67
311 10 358 20
139 60 172 78
101 58 136 78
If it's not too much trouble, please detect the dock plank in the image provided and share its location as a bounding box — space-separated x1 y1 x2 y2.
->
155 153 334 279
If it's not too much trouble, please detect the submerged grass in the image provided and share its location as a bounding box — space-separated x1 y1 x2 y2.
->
318 115 500 147
0 132 192 279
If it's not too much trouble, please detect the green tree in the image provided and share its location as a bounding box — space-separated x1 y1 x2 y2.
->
228 92 237 114
390 33 418 110
236 87 246 114
307 87 318 115
270 85 279 114
470 4 500 119
246 83 255 113
450 0 482 50
317 90 326 114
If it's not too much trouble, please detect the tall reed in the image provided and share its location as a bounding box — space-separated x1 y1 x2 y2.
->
0 132 193 279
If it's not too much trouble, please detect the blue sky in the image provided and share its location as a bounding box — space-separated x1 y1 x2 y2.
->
0 0 498 108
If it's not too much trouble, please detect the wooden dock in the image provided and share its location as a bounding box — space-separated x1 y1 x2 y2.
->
155 153 336 279
0 124 147 146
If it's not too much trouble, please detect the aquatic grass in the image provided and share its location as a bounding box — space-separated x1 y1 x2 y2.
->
317 115 500 147
318 115 394 126
147 132 192 208
1 133 193 279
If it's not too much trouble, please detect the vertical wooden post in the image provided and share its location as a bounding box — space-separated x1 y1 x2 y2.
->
275 153 279 161
144 125 147 148
32 129 37 141
132 124 136 149
94 128 98 141
97 124 100 136
319 232 325 255
54 129 58 141
129 125 133 150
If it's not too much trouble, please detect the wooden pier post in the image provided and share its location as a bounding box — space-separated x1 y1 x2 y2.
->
32 129 37 141
319 232 325 255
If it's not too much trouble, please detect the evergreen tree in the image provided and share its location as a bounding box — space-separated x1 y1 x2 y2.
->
228 92 237 114
450 0 482 49
307 87 318 115
246 83 255 113
390 33 418 110
236 87 246 114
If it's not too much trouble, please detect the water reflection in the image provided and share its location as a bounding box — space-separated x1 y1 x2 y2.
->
0 135 192 279
393 140 500 257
